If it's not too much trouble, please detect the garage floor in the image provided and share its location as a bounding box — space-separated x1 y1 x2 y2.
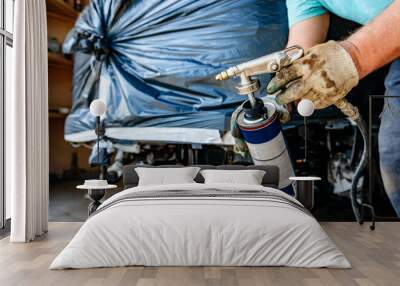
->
1 222 399 286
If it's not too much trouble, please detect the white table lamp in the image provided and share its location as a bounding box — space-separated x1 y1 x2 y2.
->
297 99 315 163
90 99 107 178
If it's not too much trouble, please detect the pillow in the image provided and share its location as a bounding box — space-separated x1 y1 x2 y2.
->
135 167 200 186
200 169 266 185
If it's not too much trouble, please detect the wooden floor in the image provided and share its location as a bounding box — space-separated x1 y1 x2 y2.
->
0 222 399 286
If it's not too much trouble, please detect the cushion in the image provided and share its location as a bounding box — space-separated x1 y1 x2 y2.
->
200 169 266 185
135 167 201 186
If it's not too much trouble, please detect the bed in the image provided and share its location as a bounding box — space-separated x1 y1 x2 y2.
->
50 165 350 269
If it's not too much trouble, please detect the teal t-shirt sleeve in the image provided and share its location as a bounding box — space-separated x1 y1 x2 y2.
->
286 0 327 27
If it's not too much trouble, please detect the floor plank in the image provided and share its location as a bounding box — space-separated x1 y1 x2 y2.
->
0 222 399 286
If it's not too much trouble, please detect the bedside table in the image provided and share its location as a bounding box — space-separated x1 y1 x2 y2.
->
289 176 321 210
77 180 117 216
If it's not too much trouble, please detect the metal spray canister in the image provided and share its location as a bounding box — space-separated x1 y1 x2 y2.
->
236 100 296 195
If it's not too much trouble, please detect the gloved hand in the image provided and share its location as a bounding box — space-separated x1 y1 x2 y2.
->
267 41 359 109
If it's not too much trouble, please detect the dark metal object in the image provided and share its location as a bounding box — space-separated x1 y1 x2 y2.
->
368 95 400 225
95 116 105 137
296 180 314 210
94 116 106 179
304 117 308 163
87 188 106 215
242 98 266 121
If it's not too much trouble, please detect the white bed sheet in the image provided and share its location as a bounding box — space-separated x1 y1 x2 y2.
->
50 183 350 269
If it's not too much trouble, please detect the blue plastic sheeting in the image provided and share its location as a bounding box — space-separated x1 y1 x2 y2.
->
63 0 288 139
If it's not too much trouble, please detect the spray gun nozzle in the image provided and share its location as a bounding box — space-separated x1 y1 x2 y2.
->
215 72 228 81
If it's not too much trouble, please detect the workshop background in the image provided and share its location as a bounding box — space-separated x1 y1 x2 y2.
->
45 0 394 222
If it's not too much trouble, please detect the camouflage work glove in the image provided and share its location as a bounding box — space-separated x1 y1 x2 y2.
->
267 41 359 109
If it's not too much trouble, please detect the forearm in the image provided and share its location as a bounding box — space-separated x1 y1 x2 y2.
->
286 13 330 50
342 0 400 79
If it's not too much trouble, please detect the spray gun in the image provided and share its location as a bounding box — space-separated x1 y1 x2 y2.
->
216 47 375 230
216 46 304 113
216 46 361 122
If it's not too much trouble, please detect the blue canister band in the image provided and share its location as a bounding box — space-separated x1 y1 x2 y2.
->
240 118 281 144
280 184 295 196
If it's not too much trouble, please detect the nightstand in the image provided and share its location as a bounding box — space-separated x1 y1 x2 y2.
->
289 176 321 210
77 180 117 216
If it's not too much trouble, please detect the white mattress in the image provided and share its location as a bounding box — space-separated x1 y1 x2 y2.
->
50 183 350 269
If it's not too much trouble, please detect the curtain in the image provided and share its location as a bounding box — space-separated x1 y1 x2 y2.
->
8 0 49 242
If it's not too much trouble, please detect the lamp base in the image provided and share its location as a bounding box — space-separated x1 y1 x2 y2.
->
289 176 321 210
87 188 106 215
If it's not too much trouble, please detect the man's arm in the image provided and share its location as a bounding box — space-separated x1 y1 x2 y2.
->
341 0 400 79
283 14 330 110
267 0 400 109
286 13 330 49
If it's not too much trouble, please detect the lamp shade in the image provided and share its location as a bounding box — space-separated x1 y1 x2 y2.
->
90 99 107 117
297 99 315 117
